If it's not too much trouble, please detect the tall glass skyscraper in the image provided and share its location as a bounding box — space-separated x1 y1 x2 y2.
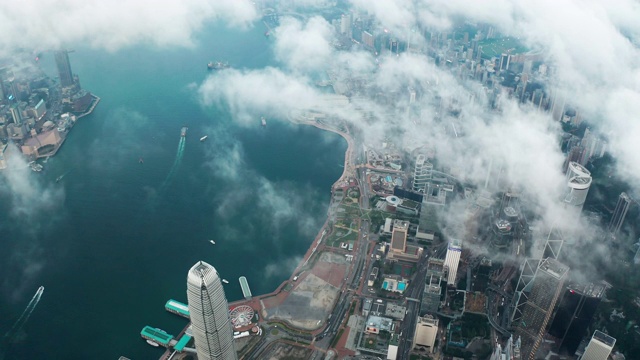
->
54 50 74 88
513 258 569 360
548 282 605 355
187 261 237 360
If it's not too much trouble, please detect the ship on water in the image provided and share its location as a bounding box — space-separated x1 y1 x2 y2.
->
181 126 188 137
207 61 229 70
200 135 208 142
56 174 64 182
146 340 159 347
261 117 267 127
209 240 215 245
29 161 43 172
222 279 229 284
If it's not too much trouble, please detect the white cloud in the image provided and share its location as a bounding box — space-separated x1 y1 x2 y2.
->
0 0 258 55
274 16 335 73
199 67 321 124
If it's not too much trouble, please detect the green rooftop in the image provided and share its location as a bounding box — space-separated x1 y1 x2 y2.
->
165 299 190 318
141 326 174 345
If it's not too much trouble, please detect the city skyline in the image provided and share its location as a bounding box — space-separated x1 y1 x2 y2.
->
1 0 640 359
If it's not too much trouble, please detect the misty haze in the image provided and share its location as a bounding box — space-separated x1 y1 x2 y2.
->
0 1 639 360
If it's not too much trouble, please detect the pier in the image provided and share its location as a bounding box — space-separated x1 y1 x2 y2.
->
140 326 175 347
76 94 101 119
239 276 252 300
165 299 190 319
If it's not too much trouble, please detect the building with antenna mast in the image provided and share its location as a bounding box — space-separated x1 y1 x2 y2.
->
513 258 569 360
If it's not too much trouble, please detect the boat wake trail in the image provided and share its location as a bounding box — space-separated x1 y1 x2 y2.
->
0 286 44 359
159 136 186 194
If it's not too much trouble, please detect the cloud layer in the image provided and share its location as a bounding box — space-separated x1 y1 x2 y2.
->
0 0 258 55
195 1 640 272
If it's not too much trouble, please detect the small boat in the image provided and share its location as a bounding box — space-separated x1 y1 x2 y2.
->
55 175 64 182
265 30 270 37
261 117 267 127
207 61 229 70
181 126 188 137
139 157 144 164
200 135 208 142
222 279 229 284
146 340 160 347
210 240 216 245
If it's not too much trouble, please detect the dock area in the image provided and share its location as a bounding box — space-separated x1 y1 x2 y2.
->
165 299 190 319
239 276 252 299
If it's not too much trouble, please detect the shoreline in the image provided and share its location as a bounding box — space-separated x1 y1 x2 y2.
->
160 113 356 360
227 113 354 307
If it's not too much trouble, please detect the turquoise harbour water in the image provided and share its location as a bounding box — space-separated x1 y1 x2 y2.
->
0 23 346 359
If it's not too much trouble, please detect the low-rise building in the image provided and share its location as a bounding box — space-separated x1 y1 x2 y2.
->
365 315 394 334
368 267 379 287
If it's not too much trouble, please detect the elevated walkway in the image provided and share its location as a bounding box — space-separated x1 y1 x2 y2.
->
173 333 192 352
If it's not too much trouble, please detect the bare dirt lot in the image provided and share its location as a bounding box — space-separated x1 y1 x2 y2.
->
261 341 312 360
264 251 347 330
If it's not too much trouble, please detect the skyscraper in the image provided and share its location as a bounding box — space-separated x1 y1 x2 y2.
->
187 261 237 360
513 258 569 360
390 220 409 253
412 154 433 192
581 330 615 360
563 162 592 215
54 50 74 88
608 192 631 238
548 282 605 355
340 13 351 37
444 240 462 285
9 105 22 126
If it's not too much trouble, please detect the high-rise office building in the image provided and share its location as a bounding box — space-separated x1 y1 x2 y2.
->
563 162 592 215
444 240 462 285
608 192 631 238
390 220 409 253
340 13 351 37
580 128 607 163
54 50 74 88
412 154 433 192
548 282 605 355
490 335 521 360
187 261 237 360
421 275 442 315
513 258 569 360
581 330 615 360
9 105 22 126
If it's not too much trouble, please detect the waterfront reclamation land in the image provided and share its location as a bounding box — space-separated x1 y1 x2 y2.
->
262 251 348 330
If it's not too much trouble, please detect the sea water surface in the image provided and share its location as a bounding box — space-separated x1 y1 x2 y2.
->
0 23 346 359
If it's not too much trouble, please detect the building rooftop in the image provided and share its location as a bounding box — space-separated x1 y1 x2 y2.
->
503 206 518 217
567 282 607 298
592 330 616 347
385 303 406 320
539 258 569 279
366 315 394 332
140 326 174 345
